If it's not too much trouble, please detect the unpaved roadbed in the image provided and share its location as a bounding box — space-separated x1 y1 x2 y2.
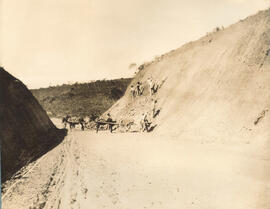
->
2 131 269 209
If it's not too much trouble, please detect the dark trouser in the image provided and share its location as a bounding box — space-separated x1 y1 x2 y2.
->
80 122 84 131
96 124 100 133
137 87 141 95
109 124 113 133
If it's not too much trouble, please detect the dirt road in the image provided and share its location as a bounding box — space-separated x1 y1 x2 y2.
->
2 128 269 209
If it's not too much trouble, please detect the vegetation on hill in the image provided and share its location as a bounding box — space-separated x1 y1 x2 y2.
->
31 78 132 118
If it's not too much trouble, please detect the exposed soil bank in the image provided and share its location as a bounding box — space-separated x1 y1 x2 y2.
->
108 9 270 143
0 67 67 182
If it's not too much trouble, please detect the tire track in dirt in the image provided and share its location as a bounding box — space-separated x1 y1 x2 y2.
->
42 135 72 209
28 136 71 209
54 131 89 209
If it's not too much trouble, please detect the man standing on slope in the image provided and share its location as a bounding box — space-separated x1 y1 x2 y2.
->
140 113 150 132
136 82 143 96
152 99 158 118
147 77 154 96
130 85 136 98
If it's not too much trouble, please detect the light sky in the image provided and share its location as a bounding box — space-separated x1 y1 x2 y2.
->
1 0 269 88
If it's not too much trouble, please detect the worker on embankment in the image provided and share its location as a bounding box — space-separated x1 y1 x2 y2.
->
147 77 154 96
130 85 136 98
140 113 150 132
152 99 157 118
136 82 143 96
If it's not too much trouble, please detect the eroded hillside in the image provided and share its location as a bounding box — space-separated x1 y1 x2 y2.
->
107 9 270 142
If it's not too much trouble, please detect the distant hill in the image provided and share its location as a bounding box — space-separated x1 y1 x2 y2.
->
31 78 132 118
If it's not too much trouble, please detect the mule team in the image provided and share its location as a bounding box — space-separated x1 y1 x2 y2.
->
62 77 160 133
62 113 118 133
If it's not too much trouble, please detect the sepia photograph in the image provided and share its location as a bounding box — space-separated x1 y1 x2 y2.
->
1 0 270 208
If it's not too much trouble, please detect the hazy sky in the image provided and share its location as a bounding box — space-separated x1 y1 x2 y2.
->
1 0 269 88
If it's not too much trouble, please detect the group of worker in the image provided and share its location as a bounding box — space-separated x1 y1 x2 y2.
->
130 77 158 98
130 82 142 98
129 77 160 132
62 109 159 133
139 99 158 132
61 77 160 133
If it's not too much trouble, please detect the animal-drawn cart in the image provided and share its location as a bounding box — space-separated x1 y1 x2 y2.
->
95 120 119 133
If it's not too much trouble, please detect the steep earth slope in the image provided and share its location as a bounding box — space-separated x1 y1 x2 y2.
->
0 67 67 182
108 9 270 143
